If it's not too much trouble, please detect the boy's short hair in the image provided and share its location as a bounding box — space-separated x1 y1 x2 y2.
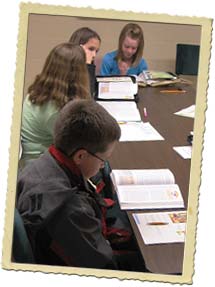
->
54 99 121 155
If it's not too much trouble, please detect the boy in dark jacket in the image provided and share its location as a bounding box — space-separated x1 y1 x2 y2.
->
16 99 147 271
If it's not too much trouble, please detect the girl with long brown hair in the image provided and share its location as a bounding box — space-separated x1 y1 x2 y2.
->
20 43 91 166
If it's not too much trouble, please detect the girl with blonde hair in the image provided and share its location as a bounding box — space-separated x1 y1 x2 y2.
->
100 23 148 75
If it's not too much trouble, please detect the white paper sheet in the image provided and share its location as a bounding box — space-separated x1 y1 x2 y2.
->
173 146 192 159
97 101 141 122
119 122 164 142
174 105 195 118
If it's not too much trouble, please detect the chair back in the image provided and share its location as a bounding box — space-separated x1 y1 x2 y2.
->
12 208 35 263
176 44 200 75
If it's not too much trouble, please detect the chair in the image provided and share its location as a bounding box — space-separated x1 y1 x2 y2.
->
12 208 35 263
175 44 200 75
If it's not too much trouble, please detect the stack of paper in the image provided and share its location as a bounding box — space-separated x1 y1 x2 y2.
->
142 71 177 81
136 70 181 87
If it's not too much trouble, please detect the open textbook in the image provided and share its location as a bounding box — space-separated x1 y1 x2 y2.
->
111 169 184 210
133 211 187 244
135 70 191 87
96 76 137 100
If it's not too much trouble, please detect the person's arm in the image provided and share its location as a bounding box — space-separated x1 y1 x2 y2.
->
47 194 117 269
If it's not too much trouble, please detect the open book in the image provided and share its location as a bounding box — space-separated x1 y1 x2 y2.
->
111 169 184 210
96 76 137 100
136 70 190 87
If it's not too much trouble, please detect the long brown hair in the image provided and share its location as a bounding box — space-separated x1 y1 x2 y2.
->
116 23 144 67
69 27 101 45
28 43 91 108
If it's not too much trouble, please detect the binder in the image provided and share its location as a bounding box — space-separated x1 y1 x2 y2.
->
95 75 139 102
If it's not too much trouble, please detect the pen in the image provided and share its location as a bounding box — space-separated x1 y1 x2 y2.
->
160 89 186 94
147 222 169 226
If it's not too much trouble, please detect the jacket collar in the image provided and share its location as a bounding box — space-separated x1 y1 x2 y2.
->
48 145 108 207
49 145 97 194
49 145 81 177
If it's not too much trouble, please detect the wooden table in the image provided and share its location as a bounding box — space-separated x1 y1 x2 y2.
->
109 81 196 274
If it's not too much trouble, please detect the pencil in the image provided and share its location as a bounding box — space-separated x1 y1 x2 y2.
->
147 222 169 226
160 89 186 94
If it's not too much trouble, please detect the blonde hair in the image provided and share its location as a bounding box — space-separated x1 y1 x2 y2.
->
117 23 144 67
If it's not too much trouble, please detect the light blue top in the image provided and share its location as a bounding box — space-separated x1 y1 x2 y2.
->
100 50 148 76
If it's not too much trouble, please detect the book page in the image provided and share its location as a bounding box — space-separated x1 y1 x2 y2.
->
111 169 175 186
133 211 187 244
117 184 184 209
97 101 141 122
98 81 137 100
119 122 164 142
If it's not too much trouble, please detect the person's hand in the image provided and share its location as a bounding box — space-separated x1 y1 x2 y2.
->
118 61 129 75
80 44 95 64
85 50 94 64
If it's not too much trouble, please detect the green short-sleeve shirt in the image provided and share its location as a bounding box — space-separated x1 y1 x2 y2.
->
21 95 59 161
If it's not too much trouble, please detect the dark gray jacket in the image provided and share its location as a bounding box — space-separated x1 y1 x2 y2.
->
16 151 116 269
